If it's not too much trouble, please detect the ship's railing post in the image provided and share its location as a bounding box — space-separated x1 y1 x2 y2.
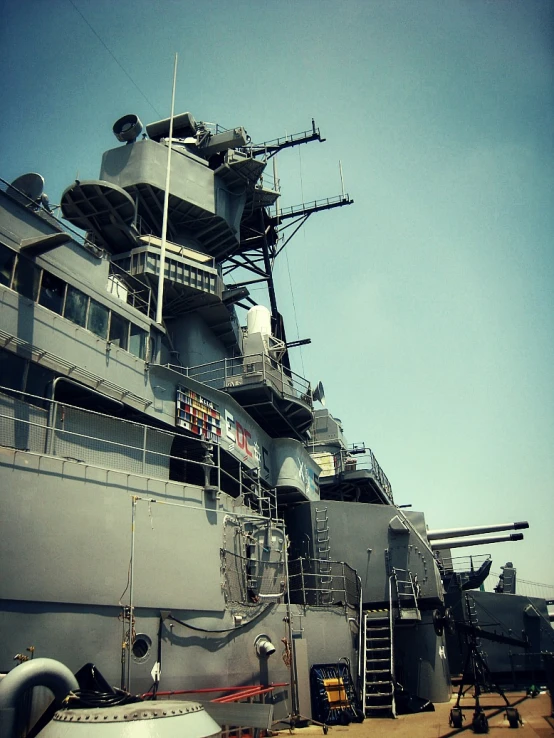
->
300 557 306 606
216 442 221 492
142 426 147 475
46 398 58 456
388 574 396 718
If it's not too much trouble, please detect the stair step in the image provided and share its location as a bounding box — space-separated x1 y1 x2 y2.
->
365 692 392 696
366 669 391 675
365 705 392 717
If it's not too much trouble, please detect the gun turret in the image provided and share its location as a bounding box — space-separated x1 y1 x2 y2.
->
427 521 528 541
430 533 524 550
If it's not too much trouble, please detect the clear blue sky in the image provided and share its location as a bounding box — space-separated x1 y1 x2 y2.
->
2 0 553 586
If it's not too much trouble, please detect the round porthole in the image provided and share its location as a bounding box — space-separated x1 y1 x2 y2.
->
131 634 152 663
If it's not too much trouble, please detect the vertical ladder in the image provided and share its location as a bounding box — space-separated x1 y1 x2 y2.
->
465 594 488 670
257 486 277 520
362 610 395 717
315 507 333 605
392 568 421 621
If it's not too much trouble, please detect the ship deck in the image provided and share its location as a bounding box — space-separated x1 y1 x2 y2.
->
274 692 553 738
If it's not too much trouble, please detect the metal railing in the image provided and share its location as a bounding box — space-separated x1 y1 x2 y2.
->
276 194 352 221
0 176 106 260
221 549 286 606
166 354 312 405
0 387 276 515
108 259 153 318
436 553 492 575
311 445 393 504
484 572 554 599
288 557 361 608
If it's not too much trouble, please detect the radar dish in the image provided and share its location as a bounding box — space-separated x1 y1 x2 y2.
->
9 173 45 206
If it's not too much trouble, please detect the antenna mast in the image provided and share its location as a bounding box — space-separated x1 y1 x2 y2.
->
156 53 178 325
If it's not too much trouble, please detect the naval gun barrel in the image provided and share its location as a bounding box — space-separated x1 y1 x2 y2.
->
431 533 524 550
427 521 528 541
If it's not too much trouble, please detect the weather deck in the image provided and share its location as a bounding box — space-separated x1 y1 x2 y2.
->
275 692 553 738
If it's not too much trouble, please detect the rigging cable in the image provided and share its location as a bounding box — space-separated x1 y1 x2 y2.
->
67 0 162 117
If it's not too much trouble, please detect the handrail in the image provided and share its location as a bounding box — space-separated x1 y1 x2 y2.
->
388 575 396 718
165 353 312 405
437 553 492 574
0 387 275 515
288 557 361 608
312 446 393 504
0 176 106 260
108 259 153 318
277 194 352 219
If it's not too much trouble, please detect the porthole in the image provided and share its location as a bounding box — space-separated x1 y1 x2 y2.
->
131 633 152 663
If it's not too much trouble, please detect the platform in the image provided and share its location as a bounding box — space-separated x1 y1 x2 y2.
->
274 692 552 738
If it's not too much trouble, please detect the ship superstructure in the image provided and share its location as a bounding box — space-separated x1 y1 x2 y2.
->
0 109 552 736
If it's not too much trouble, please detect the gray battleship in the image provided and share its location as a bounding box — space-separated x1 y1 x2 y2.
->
0 109 552 736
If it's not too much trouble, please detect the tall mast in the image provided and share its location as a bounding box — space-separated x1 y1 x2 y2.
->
156 53 178 325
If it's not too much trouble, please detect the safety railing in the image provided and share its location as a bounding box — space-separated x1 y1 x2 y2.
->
221 549 286 606
288 557 361 608
167 354 312 405
276 194 352 220
312 445 393 504
483 573 554 599
436 553 492 575
108 259 153 318
0 176 106 260
0 387 276 515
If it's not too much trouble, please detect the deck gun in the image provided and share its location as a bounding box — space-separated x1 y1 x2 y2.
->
427 520 528 550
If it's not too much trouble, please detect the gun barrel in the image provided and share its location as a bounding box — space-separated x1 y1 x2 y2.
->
427 521 528 541
431 533 524 550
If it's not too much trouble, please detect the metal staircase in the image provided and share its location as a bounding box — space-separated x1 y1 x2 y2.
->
362 609 395 717
392 567 421 621
314 507 333 605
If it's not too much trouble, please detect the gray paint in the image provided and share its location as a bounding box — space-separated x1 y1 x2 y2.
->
271 438 320 500
0 448 225 610
101 140 215 214
169 313 230 368
394 611 451 702
286 501 444 605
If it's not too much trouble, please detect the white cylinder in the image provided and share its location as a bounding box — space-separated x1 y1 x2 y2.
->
247 305 271 338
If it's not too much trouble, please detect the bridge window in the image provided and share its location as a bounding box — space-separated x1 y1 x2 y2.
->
0 244 16 287
64 285 88 327
87 298 109 339
39 270 66 314
109 311 129 350
129 323 147 359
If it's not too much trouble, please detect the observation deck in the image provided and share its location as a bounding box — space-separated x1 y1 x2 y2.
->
311 445 394 505
171 355 314 440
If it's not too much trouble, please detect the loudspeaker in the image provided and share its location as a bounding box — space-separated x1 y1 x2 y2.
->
113 114 143 143
312 381 326 406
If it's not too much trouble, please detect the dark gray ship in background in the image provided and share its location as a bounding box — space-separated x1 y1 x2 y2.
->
0 109 552 735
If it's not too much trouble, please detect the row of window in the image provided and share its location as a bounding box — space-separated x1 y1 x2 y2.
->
0 243 148 359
